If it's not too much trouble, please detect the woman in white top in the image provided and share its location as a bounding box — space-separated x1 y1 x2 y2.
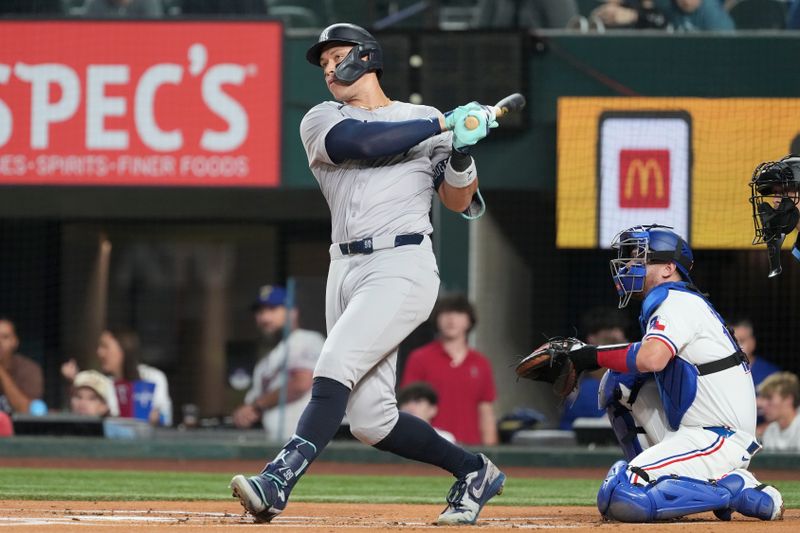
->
62 328 172 426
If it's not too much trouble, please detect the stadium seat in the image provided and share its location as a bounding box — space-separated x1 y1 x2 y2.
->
0 0 63 14
576 0 598 18
729 0 787 30
268 0 332 25
269 5 320 28
179 0 267 15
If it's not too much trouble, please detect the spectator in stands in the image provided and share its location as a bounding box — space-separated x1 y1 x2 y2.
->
0 0 62 15
560 307 630 430
232 285 324 441
475 0 579 29
179 0 266 14
731 318 780 388
70 370 117 418
590 1 668 29
591 0 733 30
789 0 800 30
0 316 43 416
397 382 456 443
61 327 172 426
84 0 163 17
757 372 800 451
400 294 498 446
655 0 734 30
0 411 12 437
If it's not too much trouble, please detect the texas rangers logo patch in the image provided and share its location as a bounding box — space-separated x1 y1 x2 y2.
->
649 316 666 331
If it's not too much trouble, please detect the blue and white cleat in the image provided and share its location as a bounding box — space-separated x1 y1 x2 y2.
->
229 473 287 523
436 453 506 525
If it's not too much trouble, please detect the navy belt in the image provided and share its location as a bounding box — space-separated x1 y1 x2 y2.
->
338 233 424 255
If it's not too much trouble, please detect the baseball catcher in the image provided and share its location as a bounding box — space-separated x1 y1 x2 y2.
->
749 154 800 277
517 224 783 523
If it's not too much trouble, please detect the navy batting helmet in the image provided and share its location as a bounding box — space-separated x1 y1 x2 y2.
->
749 155 800 245
305 23 383 83
610 225 694 308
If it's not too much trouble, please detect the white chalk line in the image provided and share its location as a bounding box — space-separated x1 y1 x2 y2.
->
0 511 590 528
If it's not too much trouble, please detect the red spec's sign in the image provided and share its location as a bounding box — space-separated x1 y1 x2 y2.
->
0 21 282 187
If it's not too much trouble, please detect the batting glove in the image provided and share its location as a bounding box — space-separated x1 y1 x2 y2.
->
444 102 499 151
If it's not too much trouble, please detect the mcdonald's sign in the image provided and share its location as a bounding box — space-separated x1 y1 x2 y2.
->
618 149 670 208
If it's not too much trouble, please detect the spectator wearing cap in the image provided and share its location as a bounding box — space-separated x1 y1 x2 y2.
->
232 285 325 441
70 370 118 417
0 316 43 416
400 294 498 445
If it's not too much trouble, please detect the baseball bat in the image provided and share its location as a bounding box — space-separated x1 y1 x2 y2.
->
464 93 526 130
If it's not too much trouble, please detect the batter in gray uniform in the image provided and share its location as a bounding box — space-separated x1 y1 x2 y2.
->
230 23 505 526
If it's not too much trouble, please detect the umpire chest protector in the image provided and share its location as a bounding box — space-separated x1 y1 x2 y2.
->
639 283 748 430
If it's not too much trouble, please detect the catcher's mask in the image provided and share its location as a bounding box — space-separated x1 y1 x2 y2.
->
749 155 800 245
305 23 383 84
610 225 694 309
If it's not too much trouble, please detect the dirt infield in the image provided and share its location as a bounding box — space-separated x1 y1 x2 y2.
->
0 501 796 532
1 459 795 531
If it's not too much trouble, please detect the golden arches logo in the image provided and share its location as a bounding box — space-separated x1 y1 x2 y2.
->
624 159 665 200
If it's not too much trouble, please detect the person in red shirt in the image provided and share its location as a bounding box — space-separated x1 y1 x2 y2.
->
401 294 498 445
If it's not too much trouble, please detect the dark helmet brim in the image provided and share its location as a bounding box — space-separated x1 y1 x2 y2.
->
306 23 381 68
306 38 361 67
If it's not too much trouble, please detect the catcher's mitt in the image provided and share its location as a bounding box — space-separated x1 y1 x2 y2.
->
515 337 586 399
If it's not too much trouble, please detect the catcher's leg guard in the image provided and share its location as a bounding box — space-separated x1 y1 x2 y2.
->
606 403 643 462
600 372 647 461
715 470 783 521
597 461 731 522
597 460 630 516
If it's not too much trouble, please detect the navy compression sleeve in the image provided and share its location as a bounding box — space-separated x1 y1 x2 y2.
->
325 117 441 164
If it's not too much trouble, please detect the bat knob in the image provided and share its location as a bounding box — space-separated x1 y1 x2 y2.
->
464 115 480 130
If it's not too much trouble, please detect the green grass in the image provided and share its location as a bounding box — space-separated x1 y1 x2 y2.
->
0 468 798 507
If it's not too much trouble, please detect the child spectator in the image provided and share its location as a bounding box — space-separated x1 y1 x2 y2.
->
397 382 456 443
70 370 117 417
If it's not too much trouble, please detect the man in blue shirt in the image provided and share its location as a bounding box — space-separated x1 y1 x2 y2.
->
731 318 780 388
559 308 630 430
654 0 734 30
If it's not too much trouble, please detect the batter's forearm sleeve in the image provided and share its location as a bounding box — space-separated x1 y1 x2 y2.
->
325 117 441 164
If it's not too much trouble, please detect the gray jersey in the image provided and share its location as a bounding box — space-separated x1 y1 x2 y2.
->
300 101 452 243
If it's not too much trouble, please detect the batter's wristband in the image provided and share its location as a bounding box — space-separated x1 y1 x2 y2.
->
597 343 640 373
444 155 476 188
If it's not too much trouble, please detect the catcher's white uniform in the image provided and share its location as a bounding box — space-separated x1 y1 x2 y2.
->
601 283 782 520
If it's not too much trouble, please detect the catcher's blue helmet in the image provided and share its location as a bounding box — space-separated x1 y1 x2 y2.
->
610 225 694 308
306 23 383 83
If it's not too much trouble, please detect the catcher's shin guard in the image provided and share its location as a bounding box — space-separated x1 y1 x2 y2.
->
597 461 731 522
715 471 784 521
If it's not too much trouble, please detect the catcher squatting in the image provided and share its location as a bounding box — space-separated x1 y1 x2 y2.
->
518 223 795 522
